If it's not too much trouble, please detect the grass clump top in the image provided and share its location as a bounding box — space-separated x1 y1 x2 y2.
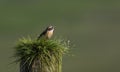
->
14 37 70 72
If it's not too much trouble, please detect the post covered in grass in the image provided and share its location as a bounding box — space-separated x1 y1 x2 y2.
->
14 37 70 72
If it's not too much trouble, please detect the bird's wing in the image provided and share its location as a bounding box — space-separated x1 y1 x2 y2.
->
37 29 47 40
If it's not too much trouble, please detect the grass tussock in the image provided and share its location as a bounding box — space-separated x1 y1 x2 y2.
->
14 37 70 72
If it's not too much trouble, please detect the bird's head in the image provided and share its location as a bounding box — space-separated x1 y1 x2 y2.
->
47 26 54 31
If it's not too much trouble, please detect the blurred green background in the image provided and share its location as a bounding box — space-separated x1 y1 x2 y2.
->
0 0 120 72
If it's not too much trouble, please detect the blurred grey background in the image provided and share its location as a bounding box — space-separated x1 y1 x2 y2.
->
0 0 120 72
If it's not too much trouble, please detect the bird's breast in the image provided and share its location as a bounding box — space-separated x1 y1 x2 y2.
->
46 30 54 39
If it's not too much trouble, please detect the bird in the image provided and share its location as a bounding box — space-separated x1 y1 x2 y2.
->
37 26 54 40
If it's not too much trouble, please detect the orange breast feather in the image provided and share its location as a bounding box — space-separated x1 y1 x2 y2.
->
46 30 54 39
